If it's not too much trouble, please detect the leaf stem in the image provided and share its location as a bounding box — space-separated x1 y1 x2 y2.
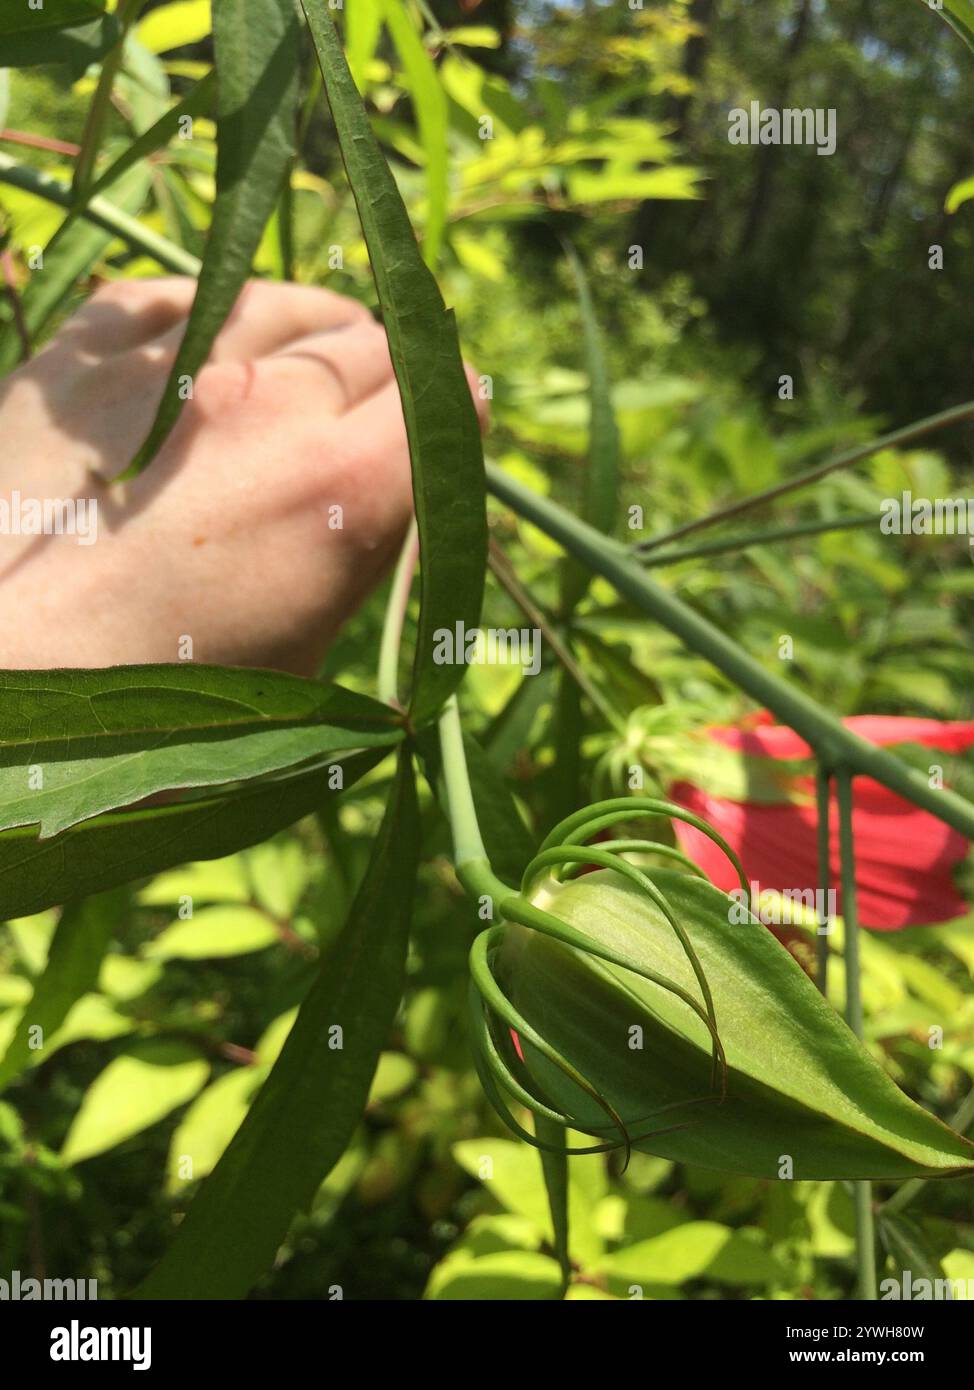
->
837 768 877 1301
815 767 831 995
437 694 513 906
377 519 419 707
536 1114 571 1294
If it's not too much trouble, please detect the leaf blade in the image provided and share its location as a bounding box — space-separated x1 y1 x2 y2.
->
122 0 300 478
133 748 419 1299
303 1 487 727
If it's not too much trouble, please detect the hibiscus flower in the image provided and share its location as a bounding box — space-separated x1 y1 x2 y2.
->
669 715 974 930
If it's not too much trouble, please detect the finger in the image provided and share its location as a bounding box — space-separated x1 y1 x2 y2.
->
208 281 374 362
266 317 395 413
52 277 198 356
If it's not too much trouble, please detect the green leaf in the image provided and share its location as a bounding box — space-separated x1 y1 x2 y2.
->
878 1212 950 1292
144 905 281 961
133 749 419 1298
381 0 448 267
368 1050 418 1104
0 889 129 1092
86 74 216 209
425 1249 564 1300
0 163 152 375
303 1 487 727
946 174 974 214
0 11 119 72
452 1135 605 1267
123 0 300 478
136 0 212 54
931 0 974 53
345 0 381 86
0 666 401 837
560 243 621 613
166 1065 264 1193
0 0 106 35
61 1039 210 1165
508 869 974 1179
0 747 388 921
601 1222 785 1288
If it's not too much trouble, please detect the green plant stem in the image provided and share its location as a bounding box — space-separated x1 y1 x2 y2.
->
377 519 419 706
72 0 145 198
0 153 200 276
437 694 513 906
837 768 877 1301
815 767 831 996
882 1086 974 1216
536 1114 571 1293
485 462 974 841
634 400 974 554
639 513 877 567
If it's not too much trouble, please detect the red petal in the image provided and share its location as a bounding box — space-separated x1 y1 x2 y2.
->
670 778 970 930
706 714 974 761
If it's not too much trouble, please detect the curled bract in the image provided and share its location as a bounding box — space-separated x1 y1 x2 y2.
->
468 797 747 1162
467 798 974 1181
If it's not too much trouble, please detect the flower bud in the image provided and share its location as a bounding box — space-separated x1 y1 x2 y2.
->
469 798 974 1181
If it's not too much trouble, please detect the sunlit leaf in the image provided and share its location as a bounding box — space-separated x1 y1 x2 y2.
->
61 1039 210 1165
0 666 401 837
0 889 128 1092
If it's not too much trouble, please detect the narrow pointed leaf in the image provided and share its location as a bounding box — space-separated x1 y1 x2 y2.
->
122 0 300 478
133 750 418 1299
0 747 388 920
303 1 487 727
0 666 401 837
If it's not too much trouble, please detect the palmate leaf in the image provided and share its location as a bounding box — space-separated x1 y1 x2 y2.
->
0 665 401 838
134 749 419 1299
303 1 487 728
122 0 300 479
0 747 388 921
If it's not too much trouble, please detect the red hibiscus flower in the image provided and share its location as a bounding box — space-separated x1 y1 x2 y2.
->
669 715 974 930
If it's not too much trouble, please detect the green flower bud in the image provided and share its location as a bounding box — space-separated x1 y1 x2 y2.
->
469 799 974 1182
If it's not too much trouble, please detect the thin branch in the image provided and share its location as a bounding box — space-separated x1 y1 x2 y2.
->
0 152 201 276
635 400 974 554
488 538 625 733
639 512 877 566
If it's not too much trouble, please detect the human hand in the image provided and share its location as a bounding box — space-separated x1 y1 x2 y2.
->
0 277 487 674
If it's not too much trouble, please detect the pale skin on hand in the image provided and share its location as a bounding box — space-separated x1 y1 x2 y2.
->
0 277 488 674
